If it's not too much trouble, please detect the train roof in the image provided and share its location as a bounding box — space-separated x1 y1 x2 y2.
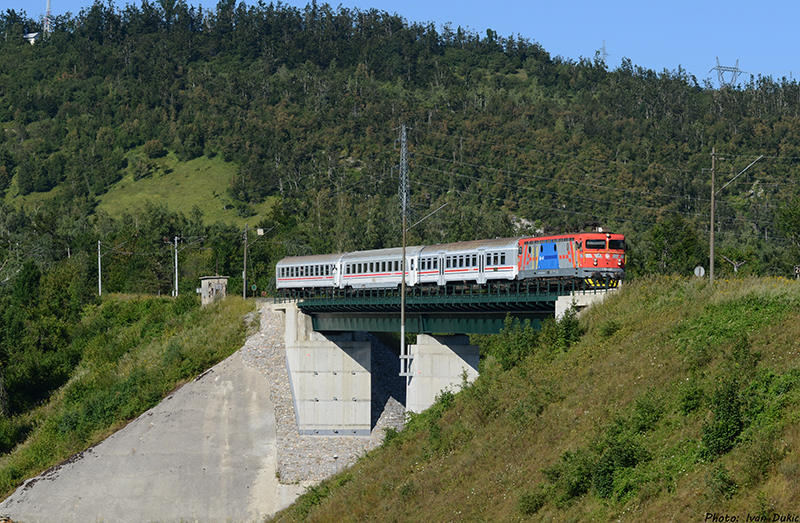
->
419 237 522 255
341 245 425 260
276 253 345 265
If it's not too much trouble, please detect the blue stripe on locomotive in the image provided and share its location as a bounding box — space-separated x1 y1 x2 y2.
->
537 242 559 270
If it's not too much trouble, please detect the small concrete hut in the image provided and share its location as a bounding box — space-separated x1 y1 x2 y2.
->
200 276 229 306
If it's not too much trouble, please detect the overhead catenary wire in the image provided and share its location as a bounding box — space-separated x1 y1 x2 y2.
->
409 178 788 243
413 161 783 229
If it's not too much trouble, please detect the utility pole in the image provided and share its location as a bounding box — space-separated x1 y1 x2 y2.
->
709 151 762 286
399 124 410 378
710 148 716 285
173 236 179 297
243 224 248 299
98 240 102 296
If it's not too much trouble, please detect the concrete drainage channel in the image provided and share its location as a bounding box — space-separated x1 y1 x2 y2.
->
0 304 406 523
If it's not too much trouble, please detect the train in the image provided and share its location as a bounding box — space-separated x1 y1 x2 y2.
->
275 231 626 295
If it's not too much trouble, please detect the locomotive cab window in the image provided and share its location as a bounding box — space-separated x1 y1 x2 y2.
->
585 239 606 250
609 240 625 250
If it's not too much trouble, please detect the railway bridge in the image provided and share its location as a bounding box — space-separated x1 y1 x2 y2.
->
272 281 615 436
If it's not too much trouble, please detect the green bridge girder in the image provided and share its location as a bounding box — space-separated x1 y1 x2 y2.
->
279 280 608 334
309 312 550 334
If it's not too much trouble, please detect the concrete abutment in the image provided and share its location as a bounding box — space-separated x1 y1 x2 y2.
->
274 302 372 435
555 287 618 319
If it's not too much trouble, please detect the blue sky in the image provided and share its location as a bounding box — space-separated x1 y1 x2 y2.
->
12 0 800 88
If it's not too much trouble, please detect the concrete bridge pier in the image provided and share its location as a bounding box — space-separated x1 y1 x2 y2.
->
275 303 372 435
405 334 479 414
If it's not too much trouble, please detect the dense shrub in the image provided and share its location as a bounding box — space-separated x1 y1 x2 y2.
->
480 315 539 371
702 376 744 459
632 389 663 433
593 433 650 499
706 464 738 502
542 448 596 506
517 487 549 515
679 382 706 415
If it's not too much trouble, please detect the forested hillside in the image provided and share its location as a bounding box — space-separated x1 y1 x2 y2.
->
4 0 800 297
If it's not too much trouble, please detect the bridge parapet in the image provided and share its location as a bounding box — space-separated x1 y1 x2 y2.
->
284 280 582 314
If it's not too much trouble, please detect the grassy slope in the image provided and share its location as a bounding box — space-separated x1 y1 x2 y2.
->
269 276 800 522
95 153 274 226
0 294 257 498
5 152 274 227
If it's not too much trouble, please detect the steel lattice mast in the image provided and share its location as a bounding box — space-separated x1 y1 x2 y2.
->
44 0 52 37
399 124 411 378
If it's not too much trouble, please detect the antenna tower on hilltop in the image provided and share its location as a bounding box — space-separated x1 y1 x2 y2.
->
44 0 52 37
710 57 744 87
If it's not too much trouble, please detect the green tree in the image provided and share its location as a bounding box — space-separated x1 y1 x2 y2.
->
641 214 704 276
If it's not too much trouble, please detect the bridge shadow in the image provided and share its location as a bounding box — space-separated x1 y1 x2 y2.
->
367 333 407 431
